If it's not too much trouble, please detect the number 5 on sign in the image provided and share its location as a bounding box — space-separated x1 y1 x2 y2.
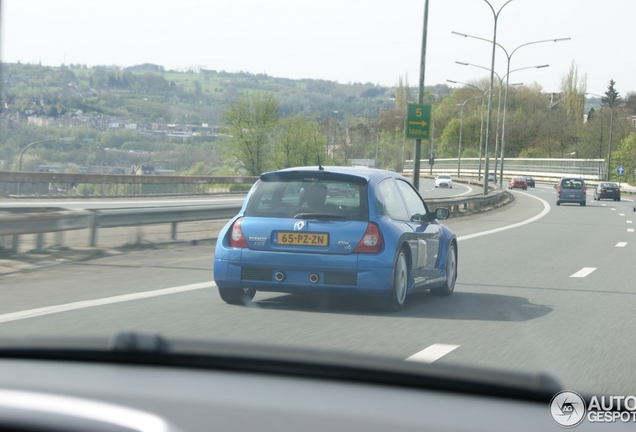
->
406 104 431 139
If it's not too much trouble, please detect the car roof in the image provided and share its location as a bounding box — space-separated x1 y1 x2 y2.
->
262 166 399 182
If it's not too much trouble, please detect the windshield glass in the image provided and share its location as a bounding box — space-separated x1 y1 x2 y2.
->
561 179 585 188
2 0 636 420
245 179 366 219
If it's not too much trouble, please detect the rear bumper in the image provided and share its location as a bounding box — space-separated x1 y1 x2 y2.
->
596 192 620 199
214 249 394 296
557 194 586 203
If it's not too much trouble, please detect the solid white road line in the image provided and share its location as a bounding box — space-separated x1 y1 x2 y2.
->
0 198 245 207
458 192 550 242
616 242 628 247
405 344 459 363
451 184 474 197
570 267 597 278
0 282 216 325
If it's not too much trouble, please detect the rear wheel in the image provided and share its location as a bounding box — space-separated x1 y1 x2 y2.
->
383 250 409 312
581 202 586 206
218 287 256 305
431 243 457 296
556 201 561 206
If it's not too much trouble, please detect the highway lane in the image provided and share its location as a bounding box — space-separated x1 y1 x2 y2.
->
3 185 635 396
0 178 478 210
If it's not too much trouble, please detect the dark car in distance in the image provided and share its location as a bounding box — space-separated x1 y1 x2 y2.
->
594 182 620 201
522 176 535 188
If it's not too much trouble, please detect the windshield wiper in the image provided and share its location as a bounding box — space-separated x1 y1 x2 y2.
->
294 213 346 220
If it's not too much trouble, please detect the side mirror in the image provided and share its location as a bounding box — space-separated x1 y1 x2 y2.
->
434 207 450 220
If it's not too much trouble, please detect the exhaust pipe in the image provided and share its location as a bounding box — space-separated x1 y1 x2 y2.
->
274 271 286 282
309 273 320 284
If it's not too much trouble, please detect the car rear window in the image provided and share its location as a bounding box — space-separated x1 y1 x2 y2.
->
601 183 618 188
245 179 368 220
561 179 584 189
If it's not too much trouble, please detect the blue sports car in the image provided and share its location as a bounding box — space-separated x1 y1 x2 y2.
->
214 166 457 311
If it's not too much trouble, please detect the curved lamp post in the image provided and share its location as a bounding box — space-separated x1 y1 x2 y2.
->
456 62 549 184
453 31 569 186
447 81 487 179
17 136 76 195
429 97 459 175
587 92 616 180
456 96 483 177
479 0 516 195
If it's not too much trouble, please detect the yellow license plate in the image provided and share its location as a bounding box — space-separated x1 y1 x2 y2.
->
277 232 328 246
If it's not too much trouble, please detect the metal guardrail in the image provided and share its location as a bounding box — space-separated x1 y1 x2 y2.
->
0 187 510 253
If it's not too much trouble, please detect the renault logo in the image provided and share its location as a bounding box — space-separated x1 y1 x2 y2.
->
294 220 306 231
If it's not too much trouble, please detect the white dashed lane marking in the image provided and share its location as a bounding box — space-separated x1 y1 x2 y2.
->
616 242 628 248
620 213 625 216
570 267 597 278
405 344 460 363
628 229 634 233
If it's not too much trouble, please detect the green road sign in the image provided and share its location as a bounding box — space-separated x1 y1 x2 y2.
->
406 104 431 139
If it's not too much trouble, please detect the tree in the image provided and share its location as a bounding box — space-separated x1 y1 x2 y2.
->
561 61 587 156
394 74 412 110
222 91 279 175
602 79 621 179
273 115 327 169
611 132 636 184
602 79 621 108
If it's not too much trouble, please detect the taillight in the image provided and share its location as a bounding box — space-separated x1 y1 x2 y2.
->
557 186 562 193
583 186 587 195
230 217 248 248
354 222 383 254
600 188 605 192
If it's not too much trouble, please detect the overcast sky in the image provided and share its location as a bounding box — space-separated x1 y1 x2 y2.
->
2 0 634 95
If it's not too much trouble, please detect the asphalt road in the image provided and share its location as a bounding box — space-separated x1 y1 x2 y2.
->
2 184 633 397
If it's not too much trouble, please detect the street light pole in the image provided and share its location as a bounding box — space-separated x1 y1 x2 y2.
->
429 98 459 176
452 31 569 187
457 61 549 185
447 81 487 180
17 136 76 195
480 0 515 195
456 96 481 177
586 92 614 180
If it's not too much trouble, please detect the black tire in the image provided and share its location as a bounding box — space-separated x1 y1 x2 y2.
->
381 250 409 312
581 202 586 206
556 201 561 206
524 187 527 190
218 287 256 305
431 243 457 296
